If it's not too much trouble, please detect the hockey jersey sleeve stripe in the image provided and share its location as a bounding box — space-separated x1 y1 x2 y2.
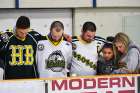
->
72 36 78 39
28 33 38 45
72 40 79 42
72 36 79 42
94 36 106 43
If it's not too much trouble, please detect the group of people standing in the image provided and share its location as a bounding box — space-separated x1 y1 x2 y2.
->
0 16 139 80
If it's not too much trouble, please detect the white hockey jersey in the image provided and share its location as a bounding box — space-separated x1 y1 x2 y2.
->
36 36 72 78
70 36 105 76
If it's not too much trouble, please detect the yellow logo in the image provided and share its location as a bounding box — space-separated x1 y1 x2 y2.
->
9 45 34 66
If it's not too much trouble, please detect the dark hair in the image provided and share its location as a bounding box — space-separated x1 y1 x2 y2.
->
106 36 114 42
50 21 64 31
82 21 96 32
102 43 113 50
16 16 30 29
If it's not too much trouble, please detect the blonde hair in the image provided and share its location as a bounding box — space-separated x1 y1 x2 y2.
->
112 44 117 60
114 32 130 52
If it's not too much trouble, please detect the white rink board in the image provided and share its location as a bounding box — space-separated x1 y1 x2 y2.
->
0 80 45 93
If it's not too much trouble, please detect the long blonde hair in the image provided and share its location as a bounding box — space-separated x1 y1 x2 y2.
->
113 32 130 53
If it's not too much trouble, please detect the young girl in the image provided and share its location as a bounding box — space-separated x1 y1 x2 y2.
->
97 42 119 75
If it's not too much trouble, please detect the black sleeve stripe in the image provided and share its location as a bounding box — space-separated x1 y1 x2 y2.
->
95 39 106 43
95 36 105 40
94 36 106 43
72 36 79 42
72 40 79 42
28 34 38 45
72 36 78 39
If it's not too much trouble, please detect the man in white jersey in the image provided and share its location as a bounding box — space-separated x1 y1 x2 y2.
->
36 21 72 78
70 21 104 76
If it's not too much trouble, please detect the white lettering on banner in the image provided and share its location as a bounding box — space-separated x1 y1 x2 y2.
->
48 76 138 93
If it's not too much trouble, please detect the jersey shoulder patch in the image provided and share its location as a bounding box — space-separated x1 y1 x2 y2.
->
37 39 48 51
0 32 13 43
